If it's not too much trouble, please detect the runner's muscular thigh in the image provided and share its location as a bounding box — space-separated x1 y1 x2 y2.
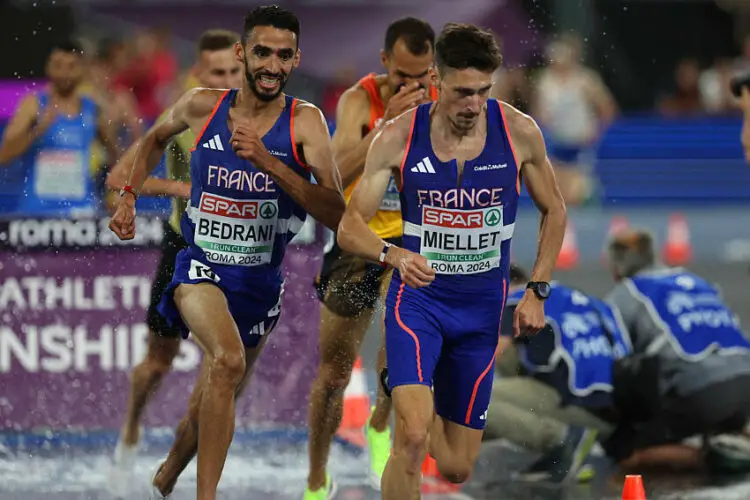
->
173 282 244 357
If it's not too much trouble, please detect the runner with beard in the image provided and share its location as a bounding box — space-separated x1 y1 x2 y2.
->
105 29 243 500
108 6 345 499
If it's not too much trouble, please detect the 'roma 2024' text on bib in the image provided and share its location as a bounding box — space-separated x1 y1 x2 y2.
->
420 205 503 275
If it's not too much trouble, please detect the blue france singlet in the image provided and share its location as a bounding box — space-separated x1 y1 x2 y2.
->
181 90 311 290
626 268 750 360
397 99 519 296
508 283 632 405
16 92 99 216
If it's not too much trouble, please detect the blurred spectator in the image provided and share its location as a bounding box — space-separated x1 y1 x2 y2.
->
658 58 704 116
604 230 750 473
491 38 533 114
113 29 177 124
0 39 120 216
321 66 356 120
484 265 627 484
491 66 532 114
81 38 144 212
738 86 750 162
169 59 201 107
532 35 618 206
699 57 736 114
85 38 144 147
732 33 750 74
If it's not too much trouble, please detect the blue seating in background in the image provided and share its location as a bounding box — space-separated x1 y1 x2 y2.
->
595 116 750 205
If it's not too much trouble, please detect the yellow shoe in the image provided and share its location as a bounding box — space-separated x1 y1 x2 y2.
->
365 407 392 491
303 473 336 500
576 463 595 482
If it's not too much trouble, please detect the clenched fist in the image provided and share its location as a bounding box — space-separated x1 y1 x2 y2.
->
387 246 436 289
231 121 273 169
108 193 137 240
513 289 546 338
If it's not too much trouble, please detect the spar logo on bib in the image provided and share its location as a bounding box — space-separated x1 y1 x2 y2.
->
259 201 277 219
485 208 501 227
200 194 258 218
423 207 484 228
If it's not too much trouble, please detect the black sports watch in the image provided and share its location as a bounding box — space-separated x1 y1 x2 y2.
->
526 281 551 300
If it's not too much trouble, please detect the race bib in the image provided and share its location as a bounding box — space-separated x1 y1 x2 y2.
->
378 176 401 211
420 205 503 275
34 150 85 200
194 192 278 267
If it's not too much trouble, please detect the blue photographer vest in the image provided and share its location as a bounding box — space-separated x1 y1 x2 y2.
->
627 268 750 360
509 283 631 404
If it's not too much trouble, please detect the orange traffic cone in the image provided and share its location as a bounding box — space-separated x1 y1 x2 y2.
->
603 215 630 264
662 213 692 266
556 220 580 270
336 356 370 447
622 474 646 499
421 453 461 494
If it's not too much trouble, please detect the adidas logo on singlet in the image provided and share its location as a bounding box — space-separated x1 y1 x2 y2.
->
202 134 224 151
411 157 436 174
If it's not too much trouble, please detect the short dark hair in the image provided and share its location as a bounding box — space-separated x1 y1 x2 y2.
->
435 23 502 73
384 17 435 56
509 263 529 285
607 229 656 279
197 29 240 56
50 38 84 57
242 5 300 46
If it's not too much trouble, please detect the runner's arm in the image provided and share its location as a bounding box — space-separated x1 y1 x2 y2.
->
332 87 380 189
0 95 41 165
337 115 408 263
106 138 190 198
505 103 567 283
257 103 345 231
122 88 214 198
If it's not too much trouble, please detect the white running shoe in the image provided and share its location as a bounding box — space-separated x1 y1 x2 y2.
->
106 430 142 499
149 459 170 500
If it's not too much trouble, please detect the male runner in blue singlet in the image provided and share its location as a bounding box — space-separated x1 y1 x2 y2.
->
105 29 243 499
0 39 120 215
337 23 567 499
108 6 345 500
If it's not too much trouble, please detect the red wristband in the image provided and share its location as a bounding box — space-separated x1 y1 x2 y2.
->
120 185 139 200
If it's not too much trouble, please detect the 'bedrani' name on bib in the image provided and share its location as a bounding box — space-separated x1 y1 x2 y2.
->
194 192 278 267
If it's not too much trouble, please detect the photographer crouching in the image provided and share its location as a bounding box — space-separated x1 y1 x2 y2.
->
603 229 750 474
